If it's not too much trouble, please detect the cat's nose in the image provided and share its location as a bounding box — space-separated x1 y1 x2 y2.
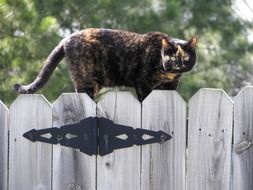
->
172 60 182 71
173 66 180 71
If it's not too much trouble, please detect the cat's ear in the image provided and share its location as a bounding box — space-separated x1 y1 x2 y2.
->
187 36 198 49
162 38 171 49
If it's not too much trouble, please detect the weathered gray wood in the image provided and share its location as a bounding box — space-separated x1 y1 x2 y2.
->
52 93 96 190
97 91 141 190
0 101 8 190
9 94 52 190
187 88 233 190
141 90 187 190
233 86 253 190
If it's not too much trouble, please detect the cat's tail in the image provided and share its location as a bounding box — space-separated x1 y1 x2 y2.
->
13 41 65 94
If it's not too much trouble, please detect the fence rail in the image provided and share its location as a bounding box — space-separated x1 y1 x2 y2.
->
1 87 253 190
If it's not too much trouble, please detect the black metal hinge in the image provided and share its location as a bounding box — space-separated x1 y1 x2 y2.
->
23 117 172 156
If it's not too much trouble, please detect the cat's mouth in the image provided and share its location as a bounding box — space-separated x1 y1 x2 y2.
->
172 66 181 71
164 65 183 73
165 66 192 74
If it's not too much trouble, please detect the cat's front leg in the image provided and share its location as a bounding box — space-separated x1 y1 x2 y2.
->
75 83 101 100
135 86 152 102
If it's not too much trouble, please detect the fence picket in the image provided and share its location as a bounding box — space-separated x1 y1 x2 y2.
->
9 94 52 190
187 89 233 190
2 88 251 189
97 91 141 190
233 86 253 190
52 93 96 190
0 101 8 190
141 90 187 190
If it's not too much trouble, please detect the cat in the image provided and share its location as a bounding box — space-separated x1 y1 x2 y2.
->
14 28 197 101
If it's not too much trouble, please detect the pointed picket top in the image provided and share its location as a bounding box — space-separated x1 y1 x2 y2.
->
189 88 233 105
9 94 52 190
52 93 96 190
141 90 187 190
97 91 141 123
233 86 253 190
0 100 8 111
234 86 253 101
187 88 233 190
97 90 141 190
53 93 96 125
188 88 233 135
0 99 8 190
10 94 51 109
98 91 140 108
142 90 186 105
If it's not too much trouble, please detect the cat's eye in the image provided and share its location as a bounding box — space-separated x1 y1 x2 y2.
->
164 56 170 62
183 55 190 61
171 56 176 61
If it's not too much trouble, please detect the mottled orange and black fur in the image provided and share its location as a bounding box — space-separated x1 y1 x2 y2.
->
14 28 197 101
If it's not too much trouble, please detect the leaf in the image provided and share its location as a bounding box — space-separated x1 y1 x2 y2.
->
39 16 59 33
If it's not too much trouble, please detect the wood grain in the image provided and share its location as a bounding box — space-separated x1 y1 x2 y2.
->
97 91 141 190
9 94 52 190
187 88 233 190
52 93 96 190
141 90 187 190
0 100 8 190
233 86 253 190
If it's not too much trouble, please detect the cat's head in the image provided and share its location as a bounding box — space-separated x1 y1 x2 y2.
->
161 37 197 73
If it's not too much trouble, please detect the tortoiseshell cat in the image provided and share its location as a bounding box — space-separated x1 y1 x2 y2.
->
14 28 197 101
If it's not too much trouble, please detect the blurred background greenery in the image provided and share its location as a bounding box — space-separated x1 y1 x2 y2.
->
0 0 253 104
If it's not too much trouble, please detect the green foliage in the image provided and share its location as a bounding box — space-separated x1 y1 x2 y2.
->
0 0 252 104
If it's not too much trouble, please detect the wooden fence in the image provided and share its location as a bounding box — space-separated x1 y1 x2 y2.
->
0 87 253 190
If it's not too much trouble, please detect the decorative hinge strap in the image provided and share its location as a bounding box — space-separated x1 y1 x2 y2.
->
23 117 172 156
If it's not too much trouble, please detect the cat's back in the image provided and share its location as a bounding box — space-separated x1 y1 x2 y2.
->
83 28 141 38
63 28 168 51
64 28 143 48
83 28 144 47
